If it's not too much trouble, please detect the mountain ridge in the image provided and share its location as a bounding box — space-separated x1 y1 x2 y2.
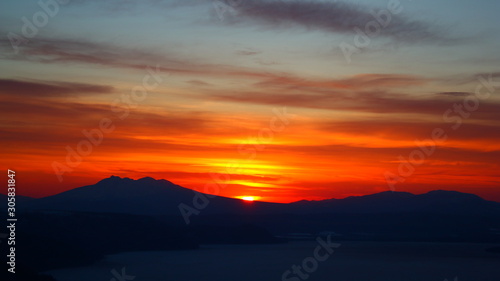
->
13 175 500 218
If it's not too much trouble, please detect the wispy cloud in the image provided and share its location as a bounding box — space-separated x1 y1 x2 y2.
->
186 79 213 86
437 92 471 97
228 0 455 44
206 84 500 121
235 48 262 56
0 79 114 97
254 73 428 89
0 37 274 79
317 120 500 143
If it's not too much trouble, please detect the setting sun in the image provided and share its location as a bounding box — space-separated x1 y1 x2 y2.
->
236 196 260 201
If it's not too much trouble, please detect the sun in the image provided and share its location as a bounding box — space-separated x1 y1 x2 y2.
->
236 196 260 201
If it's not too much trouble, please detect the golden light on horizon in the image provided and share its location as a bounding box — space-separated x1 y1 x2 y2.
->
236 196 260 201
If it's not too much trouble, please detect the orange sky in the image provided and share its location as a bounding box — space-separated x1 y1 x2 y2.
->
1 0 500 202
3 79 500 202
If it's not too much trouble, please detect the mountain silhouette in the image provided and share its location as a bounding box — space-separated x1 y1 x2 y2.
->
24 176 196 215
20 176 500 217
4 175 500 275
22 176 284 217
288 190 500 215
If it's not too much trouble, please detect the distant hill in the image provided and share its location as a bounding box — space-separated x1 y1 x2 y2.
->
289 190 500 215
23 176 197 215
17 175 500 242
21 176 500 218
22 176 284 218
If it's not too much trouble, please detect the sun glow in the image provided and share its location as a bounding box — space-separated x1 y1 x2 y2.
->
236 196 260 201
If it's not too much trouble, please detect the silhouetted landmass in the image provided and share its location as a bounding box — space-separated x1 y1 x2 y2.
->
19 176 500 217
0 210 282 275
16 176 500 244
1 211 198 273
2 176 500 276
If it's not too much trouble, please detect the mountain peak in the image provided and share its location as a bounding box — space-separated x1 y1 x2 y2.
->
93 175 180 193
344 190 414 201
420 190 484 201
137 176 160 183
96 175 132 185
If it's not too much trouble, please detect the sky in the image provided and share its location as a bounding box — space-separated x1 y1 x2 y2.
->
0 0 499 202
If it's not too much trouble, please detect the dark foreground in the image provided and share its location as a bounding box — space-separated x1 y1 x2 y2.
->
47 241 500 281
